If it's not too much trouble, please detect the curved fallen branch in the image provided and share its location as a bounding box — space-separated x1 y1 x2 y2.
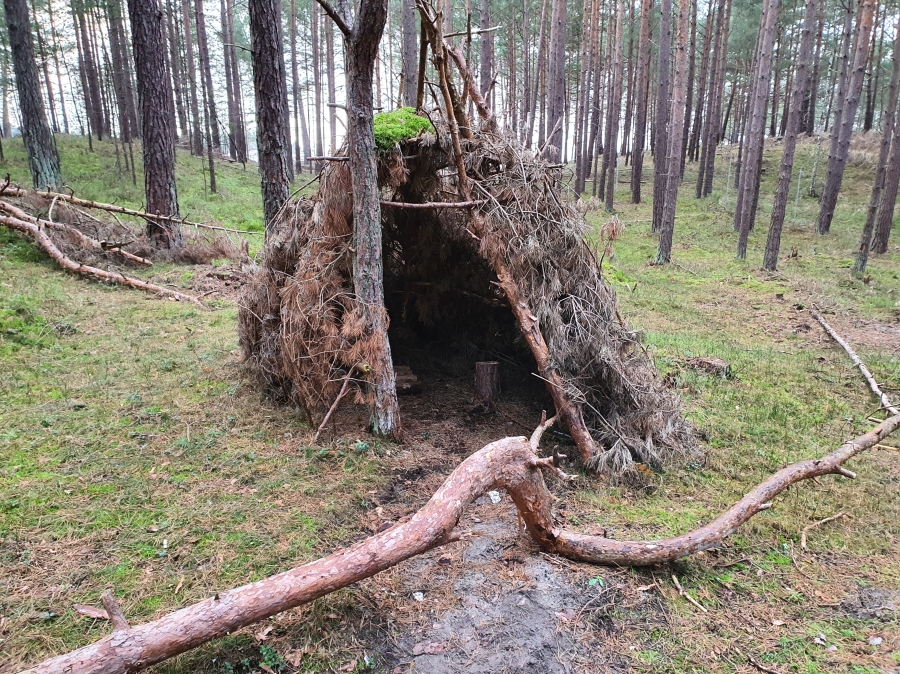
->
19 412 900 674
812 311 898 415
4 186 263 237
0 214 204 307
0 199 152 266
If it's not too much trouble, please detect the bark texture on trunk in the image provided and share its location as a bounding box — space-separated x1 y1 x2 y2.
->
19 413 900 674
764 0 817 271
473 361 499 411
401 0 418 107
817 0 874 235
631 0 652 203
651 0 672 232
126 0 181 246
249 0 292 233
855 21 900 273
655 0 690 263
181 0 203 155
193 0 220 151
735 0 779 259
5 0 61 189
545 0 566 161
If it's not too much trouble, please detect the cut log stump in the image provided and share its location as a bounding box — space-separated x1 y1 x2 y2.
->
473 361 499 413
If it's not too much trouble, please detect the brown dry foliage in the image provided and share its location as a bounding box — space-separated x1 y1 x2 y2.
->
239 117 699 476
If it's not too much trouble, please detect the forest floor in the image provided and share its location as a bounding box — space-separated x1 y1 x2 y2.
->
0 134 899 674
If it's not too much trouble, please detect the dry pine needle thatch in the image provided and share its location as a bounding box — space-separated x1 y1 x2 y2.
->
239 112 699 477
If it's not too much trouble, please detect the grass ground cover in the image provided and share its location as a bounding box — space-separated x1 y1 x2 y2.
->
0 133 898 673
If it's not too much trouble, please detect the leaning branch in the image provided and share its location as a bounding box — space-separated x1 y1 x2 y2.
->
0 215 204 307
19 413 900 674
812 311 898 414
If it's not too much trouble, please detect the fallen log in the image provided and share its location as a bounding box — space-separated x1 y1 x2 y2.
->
19 412 900 674
0 214 204 307
812 311 898 415
3 186 263 237
0 199 152 267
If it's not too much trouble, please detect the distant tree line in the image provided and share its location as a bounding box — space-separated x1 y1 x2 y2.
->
0 0 896 267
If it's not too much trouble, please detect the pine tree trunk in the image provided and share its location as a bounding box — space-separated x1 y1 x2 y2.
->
816 0 875 235
526 0 549 149
698 0 730 196
764 0 817 271
572 0 594 194
803 0 824 133
862 6 882 132
289 0 310 171
479 0 493 103
181 0 203 155
860 21 900 264
544 0 566 161
326 16 337 153
321 0 401 437
655 0 690 263
651 0 672 231
312 2 324 165
75 2 105 140
604 0 624 211
631 0 652 203
688 0 712 164
30 0 59 134
225 0 247 162
249 0 291 232
193 0 220 151
401 0 418 107
126 0 181 245
679 0 697 177
735 0 779 259
4 0 61 188
165 0 188 138
47 6 70 134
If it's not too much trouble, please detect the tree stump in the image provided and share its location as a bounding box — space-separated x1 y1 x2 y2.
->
473 361 499 413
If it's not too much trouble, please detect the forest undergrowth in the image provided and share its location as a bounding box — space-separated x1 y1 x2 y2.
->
0 134 898 673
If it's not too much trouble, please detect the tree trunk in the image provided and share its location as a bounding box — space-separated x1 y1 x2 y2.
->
473 361 499 412
289 0 311 171
679 0 697 177
30 0 58 134
604 0 624 211
126 0 181 246
326 15 337 153
688 0 712 165
318 0 400 437
225 0 248 163
47 6 70 134
478 0 493 103
655 0 690 263
803 0 824 133
631 0 652 203
763 0 817 271
526 0 549 149
249 0 292 233
311 2 324 166
816 0 875 235
651 0 672 232
181 0 203 155
735 0 779 259
75 2 104 140
193 0 220 151
5 0 61 188
698 0 730 196
222 0 237 158
166 0 188 137
544 0 566 160
858 21 900 267
401 0 418 107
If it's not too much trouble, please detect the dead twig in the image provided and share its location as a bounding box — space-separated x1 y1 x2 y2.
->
812 311 898 415
672 575 708 612
800 511 851 550
313 366 361 443
101 590 130 632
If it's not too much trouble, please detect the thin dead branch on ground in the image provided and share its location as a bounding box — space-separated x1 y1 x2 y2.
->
812 311 898 415
800 511 851 550
18 412 900 674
